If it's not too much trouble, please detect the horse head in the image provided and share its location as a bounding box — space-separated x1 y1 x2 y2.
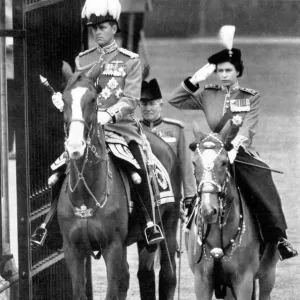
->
61 61 102 160
190 121 238 224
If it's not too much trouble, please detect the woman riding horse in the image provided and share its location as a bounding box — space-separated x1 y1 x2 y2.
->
168 26 297 261
187 126 279 299
51 0 164 248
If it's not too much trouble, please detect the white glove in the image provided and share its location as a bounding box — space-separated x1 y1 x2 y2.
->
52 92 64 112
228 149 238 164
190 63 216 85
97 111 112 125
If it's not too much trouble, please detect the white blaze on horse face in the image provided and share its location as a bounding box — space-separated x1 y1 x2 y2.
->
66 87 88 159
200 149 219 223
202 149 216 171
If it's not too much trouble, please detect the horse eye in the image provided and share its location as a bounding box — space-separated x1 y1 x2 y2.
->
91 98 96 103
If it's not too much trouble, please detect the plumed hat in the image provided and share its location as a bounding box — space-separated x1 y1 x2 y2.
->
208 25 244 77
81 0 121 32
208 48 241 65
141 79 162 102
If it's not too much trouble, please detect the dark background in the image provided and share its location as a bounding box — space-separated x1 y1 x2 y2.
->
144 0 300 37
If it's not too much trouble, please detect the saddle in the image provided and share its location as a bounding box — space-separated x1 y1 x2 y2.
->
50 131 174 210
105 131 174 211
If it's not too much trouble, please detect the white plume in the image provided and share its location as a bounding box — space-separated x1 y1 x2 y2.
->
82 0 121 20
218 25 236 50
108 0 121 20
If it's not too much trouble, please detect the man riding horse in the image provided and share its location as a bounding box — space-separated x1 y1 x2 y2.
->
32 0 164 250
168 25 298 260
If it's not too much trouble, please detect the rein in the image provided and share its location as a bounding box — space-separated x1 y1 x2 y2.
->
66 118 109 218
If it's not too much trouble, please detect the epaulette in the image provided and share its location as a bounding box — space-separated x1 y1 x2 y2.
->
162 118 184 128
118 48 139 59
78 46 97 57
204 84 221 90
239 87 258 95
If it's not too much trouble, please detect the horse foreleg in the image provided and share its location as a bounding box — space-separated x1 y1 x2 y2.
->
158 216 177 300
258 244 278 300
119 246 130 300
103 239 128 300
137 240 156 300
63 241 87 300
232 273 254 300
194 266 214 300
258 270 276 300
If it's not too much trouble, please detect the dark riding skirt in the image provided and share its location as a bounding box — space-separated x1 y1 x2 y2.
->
234 150 288 242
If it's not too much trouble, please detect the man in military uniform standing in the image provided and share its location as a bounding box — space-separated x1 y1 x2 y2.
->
139 78 196 208
32 0 164 250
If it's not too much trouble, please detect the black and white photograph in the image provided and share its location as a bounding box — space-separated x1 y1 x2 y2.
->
0 0 300 299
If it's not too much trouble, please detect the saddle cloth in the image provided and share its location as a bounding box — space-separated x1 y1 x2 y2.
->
151 154 174 205
105 131 140 170
50 131 174 209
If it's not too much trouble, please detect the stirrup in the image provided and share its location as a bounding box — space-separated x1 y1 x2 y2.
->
31 224 48 249
144 222 164 245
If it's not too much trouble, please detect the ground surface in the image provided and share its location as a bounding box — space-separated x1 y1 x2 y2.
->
8 37 300 299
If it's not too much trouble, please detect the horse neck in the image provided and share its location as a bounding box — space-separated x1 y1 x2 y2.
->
221 177 243 231
68 128 107 206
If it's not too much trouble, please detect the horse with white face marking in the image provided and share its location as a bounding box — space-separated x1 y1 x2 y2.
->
57 62 181 300
185 123 279 300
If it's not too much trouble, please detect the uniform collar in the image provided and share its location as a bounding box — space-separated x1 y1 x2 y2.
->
142 117 163 128
221 81 240 94
97 40 118 54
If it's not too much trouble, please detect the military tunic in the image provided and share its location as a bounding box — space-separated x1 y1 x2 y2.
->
169 79 260 156
141 117 196 199
75 42 143 145
168 78 288 241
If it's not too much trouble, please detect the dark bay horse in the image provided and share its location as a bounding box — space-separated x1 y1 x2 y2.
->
57 62 181 300
185 125 278 300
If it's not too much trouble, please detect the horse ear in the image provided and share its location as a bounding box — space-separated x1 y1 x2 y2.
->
62 61 73 80
189 142 198 151
220 118 241 150
85 63 102 82
192 121 205 140
219 120 232 141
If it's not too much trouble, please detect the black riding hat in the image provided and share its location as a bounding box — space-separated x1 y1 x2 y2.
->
208 48 244 77
141 79 162 102
208 48 242 65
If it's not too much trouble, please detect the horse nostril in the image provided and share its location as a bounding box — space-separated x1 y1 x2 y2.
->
73 151 80 157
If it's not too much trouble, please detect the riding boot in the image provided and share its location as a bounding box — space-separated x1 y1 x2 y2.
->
235 150 298 260
31 171 66 250
129 141 164 247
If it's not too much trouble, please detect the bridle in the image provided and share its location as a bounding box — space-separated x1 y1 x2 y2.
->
63 81 109 218
195 133 228 196
193 133 245 263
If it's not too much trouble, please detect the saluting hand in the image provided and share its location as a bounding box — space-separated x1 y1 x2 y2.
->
97 111 112 125
190 63 216 85
52 92 64 112
228 149 238 164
